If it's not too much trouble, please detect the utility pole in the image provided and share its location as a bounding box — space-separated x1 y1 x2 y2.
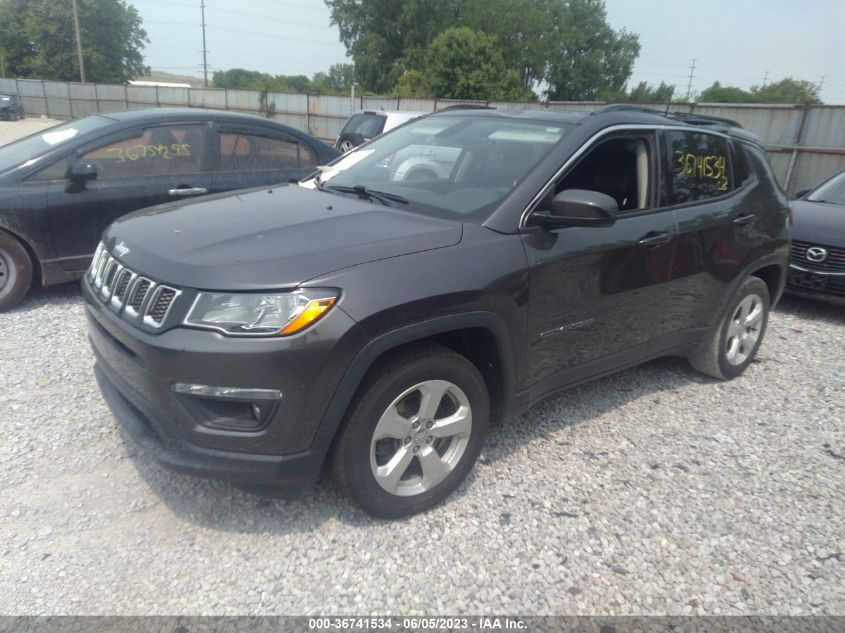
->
685 58 696 102
762 71 769 87
71 0 86 82
818 75 826 94
200 1 209 87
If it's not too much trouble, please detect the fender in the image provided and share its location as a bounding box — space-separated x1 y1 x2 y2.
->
309 311 517 455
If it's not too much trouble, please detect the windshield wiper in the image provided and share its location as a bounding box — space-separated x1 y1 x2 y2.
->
326 184 409 206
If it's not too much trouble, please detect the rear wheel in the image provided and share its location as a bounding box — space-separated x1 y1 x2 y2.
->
332 343 489 518
689 275 770 380
0 230 33 312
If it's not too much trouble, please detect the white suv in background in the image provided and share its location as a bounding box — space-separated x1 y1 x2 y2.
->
335 110 425 152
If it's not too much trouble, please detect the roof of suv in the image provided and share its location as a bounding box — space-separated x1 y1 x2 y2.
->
427 104 763 146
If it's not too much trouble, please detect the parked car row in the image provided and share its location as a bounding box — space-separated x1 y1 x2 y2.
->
785 169 845 305
0 108 339 310
2 104 839 519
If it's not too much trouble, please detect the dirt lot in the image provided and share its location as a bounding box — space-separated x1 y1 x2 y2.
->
0 118 843 615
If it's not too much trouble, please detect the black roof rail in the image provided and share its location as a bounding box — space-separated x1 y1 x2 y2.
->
591 103 743 129
666 111 743 128
436 104 496 111
591 104 665 116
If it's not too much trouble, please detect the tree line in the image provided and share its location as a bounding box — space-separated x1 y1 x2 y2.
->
0 0 825 105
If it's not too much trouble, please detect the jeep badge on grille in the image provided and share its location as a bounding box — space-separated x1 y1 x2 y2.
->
114 241 130 258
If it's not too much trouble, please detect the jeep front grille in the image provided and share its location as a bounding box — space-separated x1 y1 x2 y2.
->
87 243 181 329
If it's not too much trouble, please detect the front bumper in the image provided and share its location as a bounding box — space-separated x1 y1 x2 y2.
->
784 264 845 307
84 278 365 491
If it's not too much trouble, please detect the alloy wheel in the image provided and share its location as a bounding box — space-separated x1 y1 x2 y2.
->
725 293 764 366
369 380 472 497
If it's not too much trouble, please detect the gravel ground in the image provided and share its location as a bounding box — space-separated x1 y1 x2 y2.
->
0 284 843 616
1 120 844 615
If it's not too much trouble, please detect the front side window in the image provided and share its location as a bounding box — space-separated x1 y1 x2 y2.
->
81 124 208 179
663 131 733 205
544 135 652 213
218 132 317 171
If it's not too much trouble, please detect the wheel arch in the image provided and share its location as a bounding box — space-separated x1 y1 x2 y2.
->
313 312 516 452
748 262 785 307
0 224 42 287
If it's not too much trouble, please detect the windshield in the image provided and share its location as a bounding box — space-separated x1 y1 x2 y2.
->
0 115 113 173
806 170 845 206
307 114 573 221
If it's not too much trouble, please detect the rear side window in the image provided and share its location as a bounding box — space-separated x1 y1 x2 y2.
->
341 114 386 138
219 132 316 171
663 131 733 205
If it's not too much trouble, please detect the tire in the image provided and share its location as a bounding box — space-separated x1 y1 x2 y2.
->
335 132 365 153
0 230 34 312
689 276 770 380
332 342 490 518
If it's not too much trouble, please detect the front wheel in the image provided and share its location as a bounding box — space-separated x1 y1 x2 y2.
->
689 275 770 380
332 343 489 518
0 230 34 312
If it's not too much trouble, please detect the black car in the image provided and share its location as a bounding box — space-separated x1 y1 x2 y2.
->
0 94 24 121
83 106 789 518
786 169 845 305
0 108 339 310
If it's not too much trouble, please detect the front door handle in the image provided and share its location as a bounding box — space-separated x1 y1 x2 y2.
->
637 232 674 248
734 213 757 225
168 187 208 196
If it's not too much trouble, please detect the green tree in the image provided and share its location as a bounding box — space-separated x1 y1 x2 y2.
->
0 0 148 83
699 81 755 103
417 27 531 101
610 81 675 104
751 78 821 104
544 0 639 101
326 0 639 100
213 68 271 90
699 78 822 104
326 0 457 93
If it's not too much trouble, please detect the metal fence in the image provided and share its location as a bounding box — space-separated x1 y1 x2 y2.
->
2 77 844 195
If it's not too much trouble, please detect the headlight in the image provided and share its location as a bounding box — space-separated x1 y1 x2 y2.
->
184 289 338 337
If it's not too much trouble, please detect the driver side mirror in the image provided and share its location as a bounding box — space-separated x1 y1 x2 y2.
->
533 189 619 228
793 188 810 200
65 161 97 192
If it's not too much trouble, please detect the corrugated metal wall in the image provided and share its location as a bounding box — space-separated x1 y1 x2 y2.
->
2 77 843 194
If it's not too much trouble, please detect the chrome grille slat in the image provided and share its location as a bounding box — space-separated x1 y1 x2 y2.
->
143 286 180 327
90 243 182 329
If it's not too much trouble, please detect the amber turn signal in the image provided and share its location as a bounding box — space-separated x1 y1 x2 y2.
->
279 297 337 335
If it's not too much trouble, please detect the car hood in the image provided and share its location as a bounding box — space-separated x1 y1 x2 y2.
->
791 200 845 244
103 184 463 290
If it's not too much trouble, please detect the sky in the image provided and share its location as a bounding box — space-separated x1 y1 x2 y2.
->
132 0 845 104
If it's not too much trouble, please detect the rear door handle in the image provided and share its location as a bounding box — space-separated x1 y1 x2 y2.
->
637 232 674 248
734 213 756 225
168 187 208 196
